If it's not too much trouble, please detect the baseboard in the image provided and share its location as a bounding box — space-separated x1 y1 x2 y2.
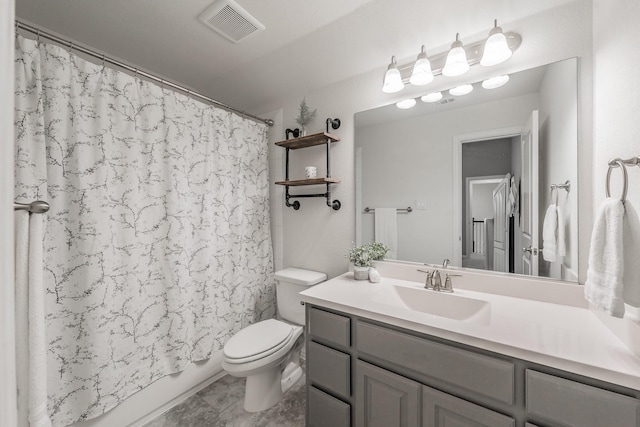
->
129 368 227 427
70 351 226 427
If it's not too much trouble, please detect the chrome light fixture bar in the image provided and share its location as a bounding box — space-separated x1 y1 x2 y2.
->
381 20 521 93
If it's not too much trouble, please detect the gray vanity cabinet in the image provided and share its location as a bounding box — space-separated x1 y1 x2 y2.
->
355 360 421 427
305 305 640 427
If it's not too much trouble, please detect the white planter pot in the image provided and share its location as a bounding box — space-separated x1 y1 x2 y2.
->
353 266 370 280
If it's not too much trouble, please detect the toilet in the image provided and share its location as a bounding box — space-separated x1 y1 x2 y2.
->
221 267 326 412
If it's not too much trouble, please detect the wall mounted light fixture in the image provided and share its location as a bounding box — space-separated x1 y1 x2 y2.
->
442 33 470 77
382 56 404 93
382 20 521 93
409 46 434 85
480 20 512 66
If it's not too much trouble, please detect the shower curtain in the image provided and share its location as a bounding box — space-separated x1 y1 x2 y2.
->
14 36 275 426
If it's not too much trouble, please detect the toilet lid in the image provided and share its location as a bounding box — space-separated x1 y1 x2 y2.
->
224 319 294 361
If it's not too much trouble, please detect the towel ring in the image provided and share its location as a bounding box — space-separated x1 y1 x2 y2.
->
606 158 628 202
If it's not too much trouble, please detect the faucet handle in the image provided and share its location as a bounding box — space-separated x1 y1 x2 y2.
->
417 269 433 289
443 273 462 293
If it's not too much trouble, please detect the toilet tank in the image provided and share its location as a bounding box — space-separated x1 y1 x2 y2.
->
275 268 327 325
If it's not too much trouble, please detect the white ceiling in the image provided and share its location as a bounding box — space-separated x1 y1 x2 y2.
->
15 0 579 113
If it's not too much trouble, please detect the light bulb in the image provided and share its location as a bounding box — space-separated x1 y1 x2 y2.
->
396 98 417 109
382 56 404 93
421 92 443 103
442 33 469 77
409 46 434 86
481 20 512 66
482 75 510 89
449 84 474 96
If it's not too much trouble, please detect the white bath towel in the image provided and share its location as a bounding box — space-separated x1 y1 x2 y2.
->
622 202 640 307
15 211 52 427
542 204 566 262
374 208 397 259
585 198 626 317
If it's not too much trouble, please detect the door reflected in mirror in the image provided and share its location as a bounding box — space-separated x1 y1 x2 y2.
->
355 58 578 283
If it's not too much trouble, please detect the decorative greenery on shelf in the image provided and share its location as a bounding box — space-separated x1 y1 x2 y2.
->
346 242 390 267
295 98 317 131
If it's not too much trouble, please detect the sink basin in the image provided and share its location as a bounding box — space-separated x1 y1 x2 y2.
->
391 285 490 322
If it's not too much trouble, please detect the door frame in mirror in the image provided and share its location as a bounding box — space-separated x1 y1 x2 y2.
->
452 126 523 267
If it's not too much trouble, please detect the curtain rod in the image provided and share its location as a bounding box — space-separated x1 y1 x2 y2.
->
14 200 50 214
15 20 274 127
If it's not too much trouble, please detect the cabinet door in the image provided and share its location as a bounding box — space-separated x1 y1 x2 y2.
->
422 385 515 427
356 360 421 427
308 386 351 427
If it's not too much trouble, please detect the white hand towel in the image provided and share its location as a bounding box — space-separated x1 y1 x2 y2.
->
585 198 625 317
622 201 640 307
556 204 567 258
542 205 559 262
374 208 397 259
15 211 52 427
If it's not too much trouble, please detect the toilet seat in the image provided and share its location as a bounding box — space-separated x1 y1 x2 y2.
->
223 319 295 364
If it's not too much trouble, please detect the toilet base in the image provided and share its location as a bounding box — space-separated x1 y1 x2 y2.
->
244 368 282 412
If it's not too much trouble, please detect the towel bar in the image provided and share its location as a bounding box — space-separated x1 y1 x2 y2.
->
363 207 412 213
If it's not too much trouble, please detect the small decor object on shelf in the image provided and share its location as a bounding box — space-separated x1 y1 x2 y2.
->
285 128 300 140
346 242 390 280
295 98 316 136
305 166 317 178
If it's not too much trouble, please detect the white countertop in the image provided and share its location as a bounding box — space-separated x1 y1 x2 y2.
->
299 269 640 391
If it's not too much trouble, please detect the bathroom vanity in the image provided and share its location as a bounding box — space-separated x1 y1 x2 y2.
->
300 262 640 427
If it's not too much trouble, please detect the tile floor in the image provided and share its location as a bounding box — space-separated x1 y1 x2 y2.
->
143 370 306 427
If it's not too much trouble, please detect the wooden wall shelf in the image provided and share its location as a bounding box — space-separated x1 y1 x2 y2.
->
275 132 340 149
275 178 341 186
275 127 342 210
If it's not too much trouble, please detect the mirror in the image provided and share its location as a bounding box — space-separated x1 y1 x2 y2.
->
355 58 578 282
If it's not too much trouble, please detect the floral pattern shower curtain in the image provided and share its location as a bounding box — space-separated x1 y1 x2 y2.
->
14 36 275 426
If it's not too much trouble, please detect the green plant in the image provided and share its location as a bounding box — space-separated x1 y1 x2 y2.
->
368 241 389 260
295 98 316 129
346 242 389 267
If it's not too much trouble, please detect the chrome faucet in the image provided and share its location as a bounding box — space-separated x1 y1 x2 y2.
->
442 258 450 268
431 270 442 291
417 268 451 292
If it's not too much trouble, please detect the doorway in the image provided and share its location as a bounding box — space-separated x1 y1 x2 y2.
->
452 126 522 269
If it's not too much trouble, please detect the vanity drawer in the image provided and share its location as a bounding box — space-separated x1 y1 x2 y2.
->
423 385 515 427
526 370 640 427
309 307 351 348
356 321 515 405
308 341 351 399
308 385 351 427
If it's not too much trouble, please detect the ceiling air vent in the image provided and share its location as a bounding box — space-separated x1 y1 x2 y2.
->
198 0 265 43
